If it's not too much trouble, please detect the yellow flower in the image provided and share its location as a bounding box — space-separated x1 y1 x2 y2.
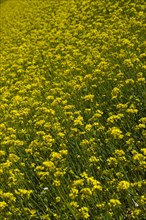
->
89 156 100 164
73 179 84 186
133 153 144 161
74 115 84 126
125 79 134 84
8 153 20 163
92 185 102 191
0 201 7 210
131 181 142 188
1 160 12 169
116 103 128 110
84 108 91 114
90 110 103 121
58 132 65 138
15 189 32 198
107 114 124 123
79 207 90 219
51 152 62 160
123 58 134 68
141 148 146 155
53 180 60 187
108 199 121 207
111 87 121 99
126 108 138 114
114 149 125 156
140 195 146 205
54 169 66 177
108 127 124 139
80 188 92 197
82 94 94 102
43 161 55 170
107 157 118 166
131 209 141 218
69 188 79 199
70 201 79 208
80 139 89 146
30 209 37 217
64 105 75 110
0 150 5 157
117 181 130 191
56 196 61 203
137 77 145 83
35 120 45 128
85 124 92 133
0 123 6 131
96 202 105 209
2 192 16 203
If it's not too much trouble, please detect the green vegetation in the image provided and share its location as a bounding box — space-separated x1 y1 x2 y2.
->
0 0 146 219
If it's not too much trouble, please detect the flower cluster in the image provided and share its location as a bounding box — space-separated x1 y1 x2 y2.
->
0 0 146 219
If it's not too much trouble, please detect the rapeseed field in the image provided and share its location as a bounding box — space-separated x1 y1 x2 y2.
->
0 0 146 219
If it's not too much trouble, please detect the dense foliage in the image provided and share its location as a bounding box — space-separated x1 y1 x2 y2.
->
0 0 146 219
